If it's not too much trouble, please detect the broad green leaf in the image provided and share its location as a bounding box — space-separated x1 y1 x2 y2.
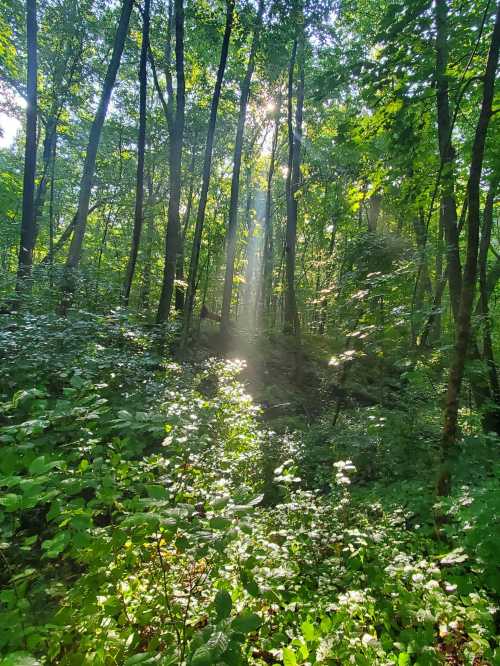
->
214 590 232 620
231 612 261 634
207 630 229 658
300 620 315 642
282 647 297 666
190 645 213 666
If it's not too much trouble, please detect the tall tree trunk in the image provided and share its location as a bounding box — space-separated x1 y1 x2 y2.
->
477 174 500 432
175 137 198 311
33 113 56 230
220 0 264 336
59 0 133 311
16 0 38 291
48 132 57 287
156 0 186 323
123 0 150 306
284 23 304 337
261 92 281 326
438 4 500 496
434 0 462 321
140 171 155 311
412 208 433 329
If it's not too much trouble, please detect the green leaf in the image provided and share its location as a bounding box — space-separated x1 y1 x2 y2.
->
190 645 213 666
300 620 315 642
240 570 259 597
209 516 231 530
0 493 22 512
231 612 261 634
28 455 61 475
207 631 229 658
398 653 410 666
282 647 297 666
145 484 169 500
214 590 232 620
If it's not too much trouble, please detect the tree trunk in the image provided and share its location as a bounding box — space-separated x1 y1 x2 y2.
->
123 0 150 306
16 0 38 291
477 174 500 432
175 137 198 311
33 113 56 232
48 132 57 287
140 171 155 311
220 0 264 337
434 0 462 321
261 91 281 326
156 0 185 323
59 0 133 311
438 4 500 496
284 24 304 337
413 209 432 297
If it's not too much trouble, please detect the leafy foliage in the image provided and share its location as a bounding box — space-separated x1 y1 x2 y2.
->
0 314 498 664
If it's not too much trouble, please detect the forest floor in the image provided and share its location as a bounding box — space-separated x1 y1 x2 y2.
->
0 311 498 665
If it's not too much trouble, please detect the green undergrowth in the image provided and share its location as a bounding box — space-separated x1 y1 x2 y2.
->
0 313 498 665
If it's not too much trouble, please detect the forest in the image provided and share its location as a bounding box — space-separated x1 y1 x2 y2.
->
0 0 499 663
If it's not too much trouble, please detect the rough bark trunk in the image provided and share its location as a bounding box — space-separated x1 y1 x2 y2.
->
438 4 500 496
220 0 264 337
60 0 133 311
123 0 150 306
434 0 462 321
16 0 38 291
156 0 185 323
284 25 304 337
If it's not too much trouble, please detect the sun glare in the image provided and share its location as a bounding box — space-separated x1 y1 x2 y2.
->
0 113 21 149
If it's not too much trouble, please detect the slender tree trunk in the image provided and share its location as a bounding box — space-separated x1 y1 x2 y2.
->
261 93 281 326
123 0 150 306
175 137 197 311
318 203 337 335
220 0 264 336
33 113 56 229
477 175 500 432
157 0 185 323
438 4 500 496
16 0 38 291
413 209 432 295
40 201 103 266
140 171 155 311
59 0 133 311
434 0 462 321
284 24 304 337
48 133 57 287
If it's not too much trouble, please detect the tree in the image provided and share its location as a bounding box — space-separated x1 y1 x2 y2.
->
283 14 304 337
16 0 37 291
123 0 150 306
260 89 282 324
60 0 134 311
156 0 185 323
434 0 462 321
220 0 265 337
182 0 235 344
438 3 500 496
